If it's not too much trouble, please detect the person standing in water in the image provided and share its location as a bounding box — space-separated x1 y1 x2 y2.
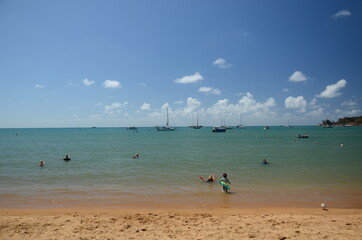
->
219 173 231 192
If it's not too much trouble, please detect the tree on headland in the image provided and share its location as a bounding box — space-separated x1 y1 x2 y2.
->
322 119 334 126
320 116 362 126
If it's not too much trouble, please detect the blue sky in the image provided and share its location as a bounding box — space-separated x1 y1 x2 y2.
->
0 0 361 128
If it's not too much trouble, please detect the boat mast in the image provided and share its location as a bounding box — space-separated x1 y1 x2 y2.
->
166 108 169 127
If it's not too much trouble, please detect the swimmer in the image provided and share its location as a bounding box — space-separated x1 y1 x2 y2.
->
132 153 140 159
219 173 231 192
340 144 344 148
206 175 215 182
63 155 71 161
262 159 269 165
39 160 45 167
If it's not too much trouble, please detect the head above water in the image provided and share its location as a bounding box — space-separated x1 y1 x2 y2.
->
223 173 227 178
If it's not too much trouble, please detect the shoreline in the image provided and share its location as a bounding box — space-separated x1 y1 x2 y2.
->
2 189 362 209
1 207 361 239
2 206 362 215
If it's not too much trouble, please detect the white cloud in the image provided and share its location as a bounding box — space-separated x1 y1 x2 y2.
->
90 114 101 120
210 88 221 95
288 71 308 82
309 98 320 109
238 93 276 112
35 84 45 88
332 10 351 18
341 100 357 107
306 107 324 118
310 98 317 105
103 80 122 88
175 72 204 84
205 92 276 121
175 97 202 117
199 87 213 93
104 102 128 115
285 96 307 112
198 86 221 95
149 103 176 120
316 79 347 98
140 103 151 111
149 103 169 119
282 88 289 92
82 78 95 86
174 100 183 105
213 58 232 68
335 108 361 117
139 83 146 87
136 93 278 126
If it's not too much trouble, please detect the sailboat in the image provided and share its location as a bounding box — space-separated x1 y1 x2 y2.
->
189 112 203 129
212 116 227 132
212 126 226 132
235 114 246 129
284 119 293 128
221 118 234 130
156 108 176 131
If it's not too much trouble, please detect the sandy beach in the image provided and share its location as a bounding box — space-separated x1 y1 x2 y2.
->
1 208 361 240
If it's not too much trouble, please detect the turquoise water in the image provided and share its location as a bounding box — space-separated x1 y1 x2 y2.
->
1 126 361 209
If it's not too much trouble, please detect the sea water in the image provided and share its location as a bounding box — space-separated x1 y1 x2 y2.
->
0 126 361 209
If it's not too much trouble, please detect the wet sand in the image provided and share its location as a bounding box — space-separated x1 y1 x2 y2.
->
1 208 361 239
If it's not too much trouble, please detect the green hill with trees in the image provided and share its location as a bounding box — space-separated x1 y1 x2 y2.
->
320 116 362 127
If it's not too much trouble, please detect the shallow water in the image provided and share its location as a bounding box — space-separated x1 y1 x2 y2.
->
0 126 361 208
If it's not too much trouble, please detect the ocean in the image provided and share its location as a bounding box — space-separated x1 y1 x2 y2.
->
0 126 361 209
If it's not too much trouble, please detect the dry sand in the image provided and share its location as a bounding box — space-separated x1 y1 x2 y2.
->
1 208 361 240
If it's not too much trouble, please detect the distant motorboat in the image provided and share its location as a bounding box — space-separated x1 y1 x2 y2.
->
156 108 176 131
264 126 270 130
298 134 309 139
212 126 226 132
126 126 138 130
